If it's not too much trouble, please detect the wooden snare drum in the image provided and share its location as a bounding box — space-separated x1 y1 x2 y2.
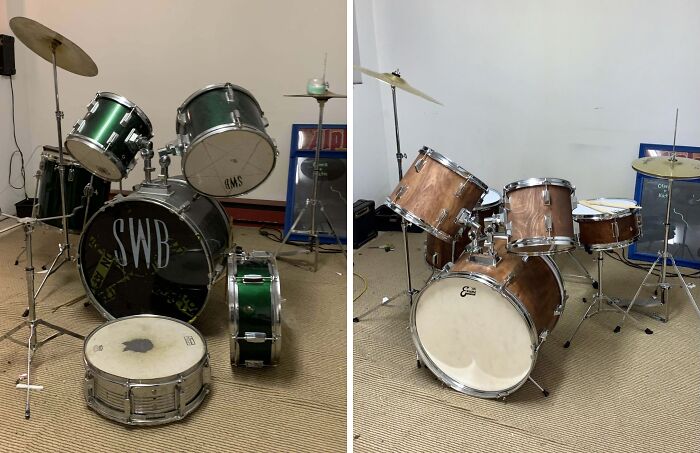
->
573 198 641 250
386 146 488 241
504 178 576 255
412 236 566 398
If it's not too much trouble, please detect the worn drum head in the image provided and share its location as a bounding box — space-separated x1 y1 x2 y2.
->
573 198 638 220
412 276 535 396
65 138 123 181
183 128 276 197
84 316 206 380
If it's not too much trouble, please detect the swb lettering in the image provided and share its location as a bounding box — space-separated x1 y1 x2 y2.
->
113 218 170 268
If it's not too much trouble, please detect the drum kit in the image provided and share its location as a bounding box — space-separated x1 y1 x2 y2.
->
354 67 700 400
0 17 287 423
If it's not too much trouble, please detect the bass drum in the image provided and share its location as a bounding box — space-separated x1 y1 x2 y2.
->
411 236 566 398
78 177 230 323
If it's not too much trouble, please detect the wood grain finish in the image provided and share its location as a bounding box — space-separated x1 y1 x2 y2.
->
576 212 640 248
388 153 486 239
505 183 574 254
451 238 563 335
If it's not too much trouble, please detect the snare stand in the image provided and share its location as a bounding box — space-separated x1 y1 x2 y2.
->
275 92 347 272
0 213 84 419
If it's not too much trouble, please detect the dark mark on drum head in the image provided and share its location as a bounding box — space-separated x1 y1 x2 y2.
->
122 338 154 353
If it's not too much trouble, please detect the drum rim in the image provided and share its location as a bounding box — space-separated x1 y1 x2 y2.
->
228 251 282 366
410 272 539 398
96 91 154 135
474 189 502 211
64 133 126 181
385 199 455 242
572 198 640 221
506 236 577 256
419 146 489 192
504 177 574 192
83 314 209 383
40 150 79 165
77 178 229 322
581 236 639 251
178 83 262 113
181 123 278 197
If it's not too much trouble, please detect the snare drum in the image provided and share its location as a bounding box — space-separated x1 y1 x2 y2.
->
78 177 230 323
83 315 210 425
228 251 282 367
412 236 566 398
424 189 502 269
36 151 110 233
177 83 278 197
504 178 576 255
386 146 488 241
573 198 641 250
66 92 153 181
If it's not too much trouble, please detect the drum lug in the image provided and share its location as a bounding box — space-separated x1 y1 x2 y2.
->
119 108 134 127
261 116 270 128
74 119 86 133
497 274 514 293
542 187 551 205
454 179 470 198
177 109 188 131
177 200 192 214
571 192 578 208
225 83 236 103
86 98 99 116
505 221 512 236
231 109 242 127
435 209 448 228
554 303 565 315
395 185 407 200
175 377 186 418
67 167 75 182
611 221 619 240
105 131 120 149
414 155 428 172
242 274 264 284
124 380 134 423
544 214 553 234
243 332 268 343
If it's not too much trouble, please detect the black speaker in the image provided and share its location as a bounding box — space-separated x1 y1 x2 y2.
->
353 199 378 249
0 34 16 76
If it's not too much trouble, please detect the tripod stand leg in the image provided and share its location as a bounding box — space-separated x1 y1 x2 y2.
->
319 203 346 257
615 255 659 333
670 256 700 319
527 376 549 397
274 204 309 258
563 297 598 348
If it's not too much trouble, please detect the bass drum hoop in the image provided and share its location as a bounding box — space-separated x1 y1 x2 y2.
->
77 183 229 322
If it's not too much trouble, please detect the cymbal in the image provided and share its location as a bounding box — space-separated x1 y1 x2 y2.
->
354 66 442 105
632 155 700 180
9 17 98 77
285 91 347 99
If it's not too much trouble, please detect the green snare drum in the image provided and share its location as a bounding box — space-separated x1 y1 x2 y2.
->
228 250 282 367
177 83 278 198
66 92 153 181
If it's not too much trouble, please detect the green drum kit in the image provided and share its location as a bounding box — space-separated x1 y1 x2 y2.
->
0 16 286 424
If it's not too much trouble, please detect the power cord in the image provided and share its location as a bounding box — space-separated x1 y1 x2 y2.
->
353 272 368 302
7 76 28 199
258 226 343 253
603 248 700 279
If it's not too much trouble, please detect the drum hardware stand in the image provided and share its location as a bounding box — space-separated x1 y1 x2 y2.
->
561 250 598 288
0 214 84 420
275 92 347 272
562 250 652 348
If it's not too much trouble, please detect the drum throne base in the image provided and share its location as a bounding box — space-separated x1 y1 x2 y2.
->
563 251 653 349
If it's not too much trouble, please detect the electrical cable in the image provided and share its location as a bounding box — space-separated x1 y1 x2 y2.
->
7 76 28 199
603 248 700 278
258 226 344 253
353 272 368 302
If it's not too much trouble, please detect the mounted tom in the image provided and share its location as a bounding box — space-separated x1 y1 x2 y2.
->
503 178 577 256
228 250 282 368
177 83 278 197
386 146 488 242
65 92 153 181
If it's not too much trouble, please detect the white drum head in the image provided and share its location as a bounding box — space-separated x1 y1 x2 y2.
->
414 276 535 394
184 129 275 197
66 139 122 181
573 198 637 217
477 188 502 210
85 316 206 380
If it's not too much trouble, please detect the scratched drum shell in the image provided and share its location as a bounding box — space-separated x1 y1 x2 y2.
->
77 177 230 323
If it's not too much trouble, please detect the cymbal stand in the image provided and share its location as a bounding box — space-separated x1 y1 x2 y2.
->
275 95 347 272
0 214 84 419
616 174 700 329
354 70 418 322
563 250 652 348
560 251 597 288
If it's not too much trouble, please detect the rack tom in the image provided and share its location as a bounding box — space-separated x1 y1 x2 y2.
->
504 178 576 255
386 146 488 241
573 198 641 250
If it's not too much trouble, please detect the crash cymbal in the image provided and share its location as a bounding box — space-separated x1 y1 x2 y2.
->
285 91 347 99
632 155 700 180
354 66 442 105
9 17 98 77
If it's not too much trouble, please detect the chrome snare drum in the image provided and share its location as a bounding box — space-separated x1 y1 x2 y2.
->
66 92 153 181
573 198 641 250
83 315 210 425
177 83 278 197
78 177 230 323
504 177 577 255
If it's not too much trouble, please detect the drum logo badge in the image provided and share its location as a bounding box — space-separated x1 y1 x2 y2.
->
224 176 244 191
184 336 197 346
460 286 477 297
113 218 170 269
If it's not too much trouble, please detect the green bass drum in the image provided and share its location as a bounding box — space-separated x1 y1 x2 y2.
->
228 250 282 367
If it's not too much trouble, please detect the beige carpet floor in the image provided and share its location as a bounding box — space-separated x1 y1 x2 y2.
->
0 222 346 452
353 231 700 452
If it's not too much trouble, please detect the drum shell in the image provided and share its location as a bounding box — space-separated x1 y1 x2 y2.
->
65 93 152 181
78 177 230 322
386 148 487 241
425 233 471 269
37 152 110 233
83 315 210 425
449 238 564 335
505 181 575 255
228 252 282 367
576 211 640 249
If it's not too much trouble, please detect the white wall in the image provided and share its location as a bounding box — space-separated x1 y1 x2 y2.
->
0 0 346 215
354 0 700 203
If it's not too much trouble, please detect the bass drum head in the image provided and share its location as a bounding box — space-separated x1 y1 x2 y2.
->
79 198 213 322
412 275 535 397
65 137 123 181
84 315 206 380
183 129 276 197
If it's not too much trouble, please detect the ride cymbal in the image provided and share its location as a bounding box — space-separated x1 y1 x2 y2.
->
632 156 700 180
355 66 442 105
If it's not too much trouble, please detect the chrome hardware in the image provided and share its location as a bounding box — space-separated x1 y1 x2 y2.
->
542 187 551 205
455 180 469 198
497 274 515 293
242 274 264 284
505 221 512 236
544 214 553 233
75 119 86 133
612 221 620 240
177 109 188 129
244 332 267 343
456 208 473 226
177 201 192 214
231 110 242 127
261 116 269 128
414 155 428 172
435 209 448 227
395 185 408 200
67 167 75 182
176 379 185 417
554 304 564 315
244 360 264 368
571 193 578 208
119 108 134 127
539 330 549 342
225 84 235 102
105 131 120 148
87 99 99 115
